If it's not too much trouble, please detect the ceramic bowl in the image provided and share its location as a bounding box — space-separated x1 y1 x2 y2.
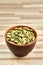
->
5 26 37 57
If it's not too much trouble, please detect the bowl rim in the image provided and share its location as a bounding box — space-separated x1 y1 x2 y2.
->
5 25 37 47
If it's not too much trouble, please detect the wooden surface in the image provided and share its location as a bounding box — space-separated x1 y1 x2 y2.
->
0 0 43 65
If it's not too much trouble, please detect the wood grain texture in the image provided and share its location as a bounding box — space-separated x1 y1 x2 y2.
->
0 0 43 65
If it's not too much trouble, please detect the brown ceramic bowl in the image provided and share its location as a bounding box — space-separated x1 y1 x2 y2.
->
5 25 37 57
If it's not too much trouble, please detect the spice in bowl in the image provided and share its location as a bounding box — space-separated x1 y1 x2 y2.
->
6 26 35 45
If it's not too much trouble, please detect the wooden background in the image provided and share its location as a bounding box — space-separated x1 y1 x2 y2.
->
0 0 43 65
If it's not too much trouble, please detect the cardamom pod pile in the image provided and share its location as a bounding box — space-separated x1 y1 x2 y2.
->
6 26 35 45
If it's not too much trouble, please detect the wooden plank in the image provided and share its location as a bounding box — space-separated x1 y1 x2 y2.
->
0 7 43 13
0 12 43 19
0 19 43 24
23 4 43 8
0 4 43 8
0 60 43 65
0 16 43 19
0 24 43 30
0 0 43 4
0 17 21 19
0 3 43 6
0 50 43 59
0 12 39 16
